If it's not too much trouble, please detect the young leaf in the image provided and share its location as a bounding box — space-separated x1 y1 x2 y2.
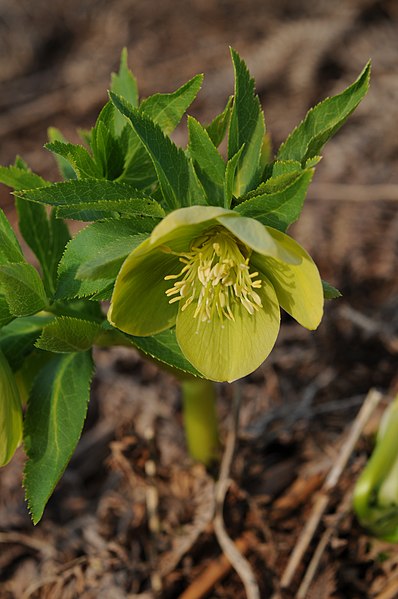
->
206 96 233 147
16 180 165 219
0 208 24 264
23 351 93 524
111 47 139 133
0 315 53 370
228 48 265 196
188 116 225 207
0 166 49 191
0 263 47 316
90 103 125 180
110 92 193 210
322 280 342 299
140 74 203 135
277 62 371 163
16 200 70 296
45 141 100 179
224 144 245 209
36 317 102 353
77 232 148 281
234 169 313 231
47 128 77 180
56 218 155 300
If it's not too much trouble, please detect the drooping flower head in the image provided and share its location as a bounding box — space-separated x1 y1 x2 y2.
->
108 206 323 382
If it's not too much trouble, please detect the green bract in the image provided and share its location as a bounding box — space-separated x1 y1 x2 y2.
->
0 349 22 466
108 206 323 382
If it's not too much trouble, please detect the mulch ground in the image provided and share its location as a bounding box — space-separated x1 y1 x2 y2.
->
1 1 398 597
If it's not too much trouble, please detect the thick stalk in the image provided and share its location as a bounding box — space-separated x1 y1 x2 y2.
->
181 378 219 465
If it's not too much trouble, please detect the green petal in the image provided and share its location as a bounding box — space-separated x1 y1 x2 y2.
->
0 350 22 467
217 214 301 265
176 278 280 382
252 228 323 329
108 241 181 336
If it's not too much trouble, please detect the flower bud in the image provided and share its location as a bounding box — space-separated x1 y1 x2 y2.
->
353 396 398 542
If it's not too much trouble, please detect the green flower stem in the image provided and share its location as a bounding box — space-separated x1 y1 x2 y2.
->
181 378 219 465
354 396 398 541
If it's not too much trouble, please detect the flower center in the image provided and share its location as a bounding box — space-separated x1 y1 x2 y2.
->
163 228 263 324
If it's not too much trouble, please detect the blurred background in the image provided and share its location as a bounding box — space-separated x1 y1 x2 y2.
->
1 1 398 597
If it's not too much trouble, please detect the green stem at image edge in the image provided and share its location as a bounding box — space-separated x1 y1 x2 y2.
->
181 378 219 465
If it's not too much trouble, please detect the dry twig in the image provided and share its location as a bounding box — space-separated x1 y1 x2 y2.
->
279 388 383 591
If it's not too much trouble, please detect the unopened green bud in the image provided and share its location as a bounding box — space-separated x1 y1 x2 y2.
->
353 396 398 542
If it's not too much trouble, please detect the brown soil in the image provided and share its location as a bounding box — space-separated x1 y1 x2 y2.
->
1 1 398 597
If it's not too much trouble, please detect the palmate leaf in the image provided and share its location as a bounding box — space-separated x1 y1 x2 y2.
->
90 102 125 180
23 351 93 524
56 218 155 300
277 62 371 164
0 263 47 317
224 144 245 209
322 280 341 299
0 315 53 370
36 317 103 353
228 49 265 196
110 92 200 210
234 169 314 231
15 180 165 220
140 74 203 134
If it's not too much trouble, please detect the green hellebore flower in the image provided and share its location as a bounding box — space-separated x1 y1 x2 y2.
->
108 206 323 382
0 349 23 466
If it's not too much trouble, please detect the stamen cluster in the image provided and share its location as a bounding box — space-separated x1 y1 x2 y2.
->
164 229 262 324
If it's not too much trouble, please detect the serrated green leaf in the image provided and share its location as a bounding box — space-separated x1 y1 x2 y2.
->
0 208 24 264
224 144 245 209
23 351 93 523
0 315 53 370
0 296 13 328
77 232 148 280
47 128 77 180
228 49 265 196
206 96 233 147
56 218 155 300
127 328 201 377
91 103 125 180
110 92 195 210
45 141 100 179
0 263 47 317
322 280 342 299
271 160 302 177
0 165 49 191
16 180 165 220
16 199 70 296
36 317 102 353
188 116 225 207
0 350 22 467
234 169 313 231
111 47 139 134
140 74 203 135
277 62 371 163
